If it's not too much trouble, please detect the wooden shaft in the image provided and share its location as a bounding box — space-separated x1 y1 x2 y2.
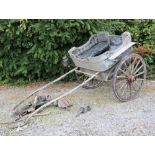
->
24 72 99 123
13 67 78 110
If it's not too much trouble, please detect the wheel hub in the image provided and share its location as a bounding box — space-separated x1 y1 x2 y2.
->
127 75 135 84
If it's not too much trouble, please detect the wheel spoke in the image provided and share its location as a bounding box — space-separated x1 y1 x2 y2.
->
136 78 144 81
133 59 141 72
116 79 126 87
130 82 138 98
119 68 128 76
127 58 132 74
121 83 128 96
135 71 144 77
134 65 143 74
131 57 137 73
134 80 142 89
117 75 126 79
118 81 127 92
123 61 130 72
129 84 132 98
123 61 128 68
135 78 144 84
131 82 138 92
125 83 130 99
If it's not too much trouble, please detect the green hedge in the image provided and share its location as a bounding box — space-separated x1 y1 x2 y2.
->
0 19 98 83
0 19 155 84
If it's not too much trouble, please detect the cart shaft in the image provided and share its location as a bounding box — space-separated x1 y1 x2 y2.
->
13 67 78 110
25 71 99 123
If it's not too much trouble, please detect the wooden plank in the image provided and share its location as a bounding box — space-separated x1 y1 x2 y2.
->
109 42 135 60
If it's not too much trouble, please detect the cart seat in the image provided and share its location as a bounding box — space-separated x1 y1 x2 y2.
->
72 32 123 59
78 42 110 58
72 32 110 59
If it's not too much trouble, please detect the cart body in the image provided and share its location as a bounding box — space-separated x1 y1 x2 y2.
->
68 32 135 72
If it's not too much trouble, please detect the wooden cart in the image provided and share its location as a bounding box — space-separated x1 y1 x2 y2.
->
13 31 146 123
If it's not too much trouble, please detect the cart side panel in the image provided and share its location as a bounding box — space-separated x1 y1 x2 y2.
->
70 47 132 72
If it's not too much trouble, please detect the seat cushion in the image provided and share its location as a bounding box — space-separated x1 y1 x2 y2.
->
78 41 110 59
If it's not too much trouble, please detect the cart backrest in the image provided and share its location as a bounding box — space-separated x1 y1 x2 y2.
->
72 32 110 56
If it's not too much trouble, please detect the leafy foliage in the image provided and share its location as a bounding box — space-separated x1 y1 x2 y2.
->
0 19 100 83
0 19 155 84
123 20 155 79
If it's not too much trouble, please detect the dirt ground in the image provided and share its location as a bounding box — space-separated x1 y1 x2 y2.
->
0 81 155 136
